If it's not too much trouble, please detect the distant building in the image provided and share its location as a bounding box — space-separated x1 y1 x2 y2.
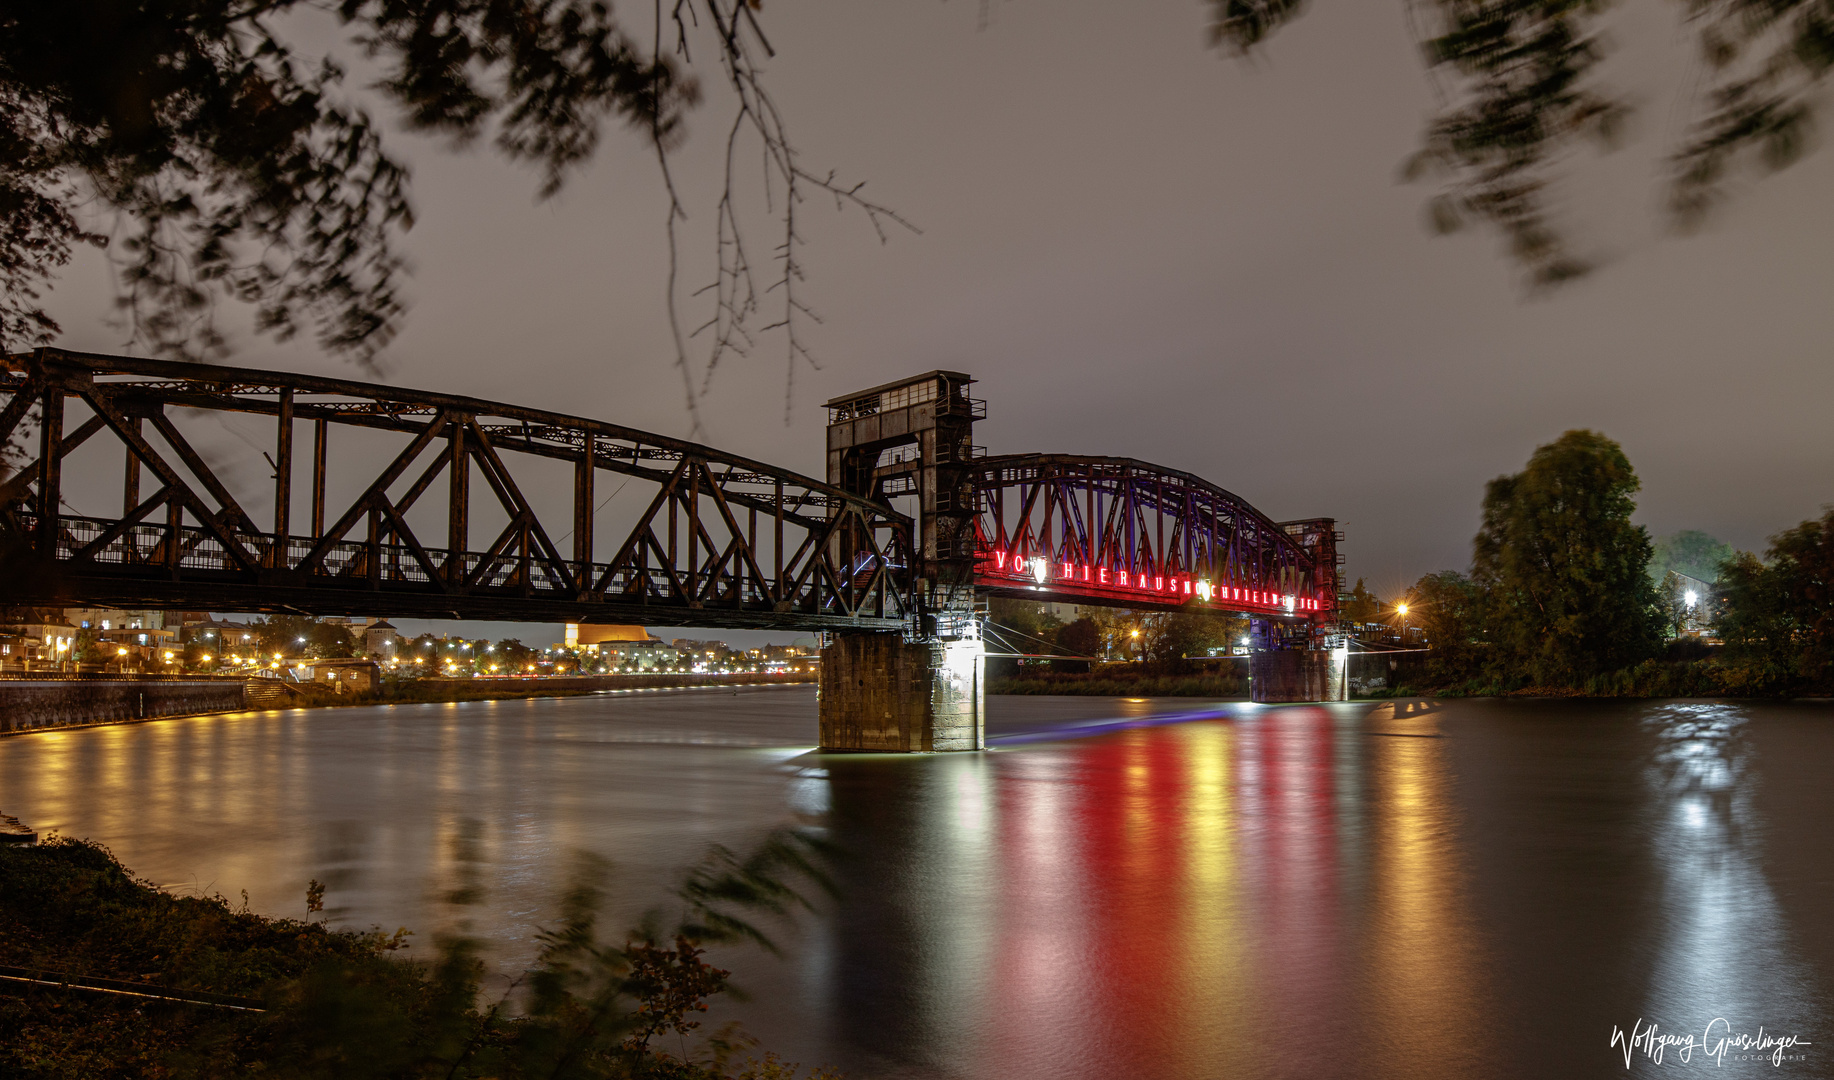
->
183 617 261 653
363 618 402 657
0 614 78 670
553 625 683 669
586 638 682 670
670 639 732 664
66 607 167 634
563 623 649 648
95 623 177 661
297 657 381 693
1663 570 1717 638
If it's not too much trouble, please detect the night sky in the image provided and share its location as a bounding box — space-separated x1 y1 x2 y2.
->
37 1 1834 640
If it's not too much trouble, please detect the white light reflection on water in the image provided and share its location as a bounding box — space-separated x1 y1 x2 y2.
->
1637 704 1820 1061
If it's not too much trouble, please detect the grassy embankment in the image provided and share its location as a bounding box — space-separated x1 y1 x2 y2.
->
0 835 837 1080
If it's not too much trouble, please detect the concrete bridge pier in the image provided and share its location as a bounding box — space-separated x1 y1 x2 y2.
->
818 631 985 752
1250 647 1349 704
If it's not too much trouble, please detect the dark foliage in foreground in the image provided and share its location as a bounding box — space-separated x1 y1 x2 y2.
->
1212 0 1834 287
0 835 840 1079
0 0 694 363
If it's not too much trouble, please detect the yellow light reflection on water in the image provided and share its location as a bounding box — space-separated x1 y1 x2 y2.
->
1176 721 1246 1056
1365 710 1491 1076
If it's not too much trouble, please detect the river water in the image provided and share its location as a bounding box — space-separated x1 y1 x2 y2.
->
2 687 1830 1078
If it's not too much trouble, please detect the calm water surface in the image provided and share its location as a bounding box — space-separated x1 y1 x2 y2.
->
3 687 1831 1078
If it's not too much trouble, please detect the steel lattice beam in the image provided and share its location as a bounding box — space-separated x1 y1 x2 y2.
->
0 349 916 631
973 454 1339 620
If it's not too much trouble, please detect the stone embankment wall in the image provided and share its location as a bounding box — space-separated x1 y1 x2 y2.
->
0 677 249 734
1249 650 1348 703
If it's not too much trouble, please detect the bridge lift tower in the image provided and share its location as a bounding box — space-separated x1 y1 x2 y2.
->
819 372 987 752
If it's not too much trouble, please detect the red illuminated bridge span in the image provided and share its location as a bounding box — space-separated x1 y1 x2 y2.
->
819 373 1341 644
972 455 1339 620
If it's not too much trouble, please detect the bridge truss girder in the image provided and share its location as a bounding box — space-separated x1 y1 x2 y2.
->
973 454 1340 621
0 350 916 631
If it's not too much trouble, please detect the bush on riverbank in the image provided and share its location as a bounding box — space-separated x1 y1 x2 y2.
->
0 836 839 1079
1393 659 1738 699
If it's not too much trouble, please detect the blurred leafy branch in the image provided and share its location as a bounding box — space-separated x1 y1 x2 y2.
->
1211 0 1834 285
0 1 907 430
9 0 1815 390
0 828 842 1079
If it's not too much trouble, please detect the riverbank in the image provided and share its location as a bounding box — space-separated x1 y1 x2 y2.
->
329 670 817 708
0 835 834 1080
0 674 255 734
1364 658 1751 699
0 671 821 734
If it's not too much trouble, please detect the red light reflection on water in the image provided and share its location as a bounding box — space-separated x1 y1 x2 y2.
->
983 709 1360 1079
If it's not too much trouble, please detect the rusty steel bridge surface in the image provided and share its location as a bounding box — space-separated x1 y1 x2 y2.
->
0 350 916 630
1 351 1339 631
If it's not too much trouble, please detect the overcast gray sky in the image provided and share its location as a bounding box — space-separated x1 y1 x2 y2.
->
38 0 1834 639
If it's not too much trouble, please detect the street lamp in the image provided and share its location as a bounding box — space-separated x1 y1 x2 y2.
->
1396 603 1409 643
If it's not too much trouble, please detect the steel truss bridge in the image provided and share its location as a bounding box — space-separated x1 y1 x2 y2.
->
2 351 1338 633
972 455 1340 620
0 350 914 630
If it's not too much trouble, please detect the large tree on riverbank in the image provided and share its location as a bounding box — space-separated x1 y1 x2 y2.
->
1716 509 1834 691
1472 429 1663 684
1403 569 1489 683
